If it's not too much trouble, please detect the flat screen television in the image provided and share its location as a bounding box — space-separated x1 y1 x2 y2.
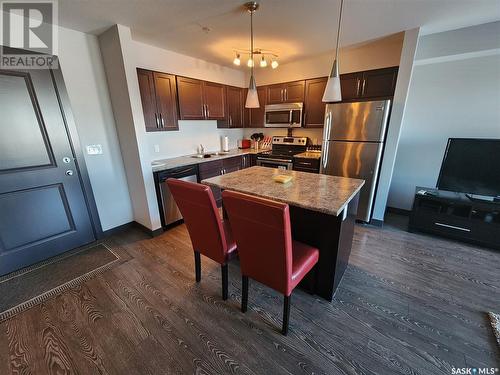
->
437 138 500 197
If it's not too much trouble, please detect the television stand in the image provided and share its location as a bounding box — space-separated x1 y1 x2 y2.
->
409 186 499 250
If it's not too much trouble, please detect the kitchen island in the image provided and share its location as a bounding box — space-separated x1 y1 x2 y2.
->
202 166 364 301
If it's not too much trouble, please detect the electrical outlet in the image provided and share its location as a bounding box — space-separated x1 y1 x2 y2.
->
154 144 160 153
86 144 103 155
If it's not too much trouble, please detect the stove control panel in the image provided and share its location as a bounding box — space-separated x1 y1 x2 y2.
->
272 136 308 145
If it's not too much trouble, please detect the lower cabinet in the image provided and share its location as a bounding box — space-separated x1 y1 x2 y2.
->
293 157 320 173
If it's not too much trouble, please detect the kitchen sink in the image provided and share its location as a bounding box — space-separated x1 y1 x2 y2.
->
191 154 211 158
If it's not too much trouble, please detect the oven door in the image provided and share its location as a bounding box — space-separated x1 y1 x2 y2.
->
256 158 293 170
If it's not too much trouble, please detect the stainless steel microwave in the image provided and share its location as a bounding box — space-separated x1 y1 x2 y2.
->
264 103 303 128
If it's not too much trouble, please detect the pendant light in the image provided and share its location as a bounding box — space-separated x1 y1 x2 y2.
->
245 1 260 108
323 0 344 102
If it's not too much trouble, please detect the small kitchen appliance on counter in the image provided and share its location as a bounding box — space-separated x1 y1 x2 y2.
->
256 136 308 170
238 139 252 149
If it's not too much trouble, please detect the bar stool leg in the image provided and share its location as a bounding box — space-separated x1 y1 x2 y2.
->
282 294 291 335
221 264 228 300
194 251 201 282
241 276 249 312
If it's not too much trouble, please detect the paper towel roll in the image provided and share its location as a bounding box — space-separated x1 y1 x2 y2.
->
222 136 229 152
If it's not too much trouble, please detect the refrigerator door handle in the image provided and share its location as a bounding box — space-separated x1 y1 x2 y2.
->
324 111 332 140
322 141 329 171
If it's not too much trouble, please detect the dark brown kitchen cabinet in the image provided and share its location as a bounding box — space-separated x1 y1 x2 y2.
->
176 76 205 119
137 69 178 131
222 156 242 174
177 77 226 121
203 81 226 120
360 67 398 99
339 66 398 101
339 72 362 101
219 86 243 128
248 86 267 127
266 81 305 104
303 77 327 128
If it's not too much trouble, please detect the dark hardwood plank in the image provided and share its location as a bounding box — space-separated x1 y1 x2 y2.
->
0 214 498 374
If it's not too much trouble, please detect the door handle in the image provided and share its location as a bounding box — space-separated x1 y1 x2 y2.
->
322 142 329 171
65 170 74 176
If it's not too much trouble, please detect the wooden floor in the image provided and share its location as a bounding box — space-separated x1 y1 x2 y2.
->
1 214 499 374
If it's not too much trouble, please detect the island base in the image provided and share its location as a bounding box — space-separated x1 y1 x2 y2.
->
290 193 359 301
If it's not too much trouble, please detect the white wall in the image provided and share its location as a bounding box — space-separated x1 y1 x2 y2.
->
56 27 134 230
388 22 500 210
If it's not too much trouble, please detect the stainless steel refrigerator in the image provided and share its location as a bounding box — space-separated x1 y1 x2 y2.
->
320 100 391 222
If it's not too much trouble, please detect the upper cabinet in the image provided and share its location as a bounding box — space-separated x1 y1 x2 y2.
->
303 77 327 128
177 77 226 120
340 66 398 101
221 86 244 128
266 80 305 104
248 86 268 128
137 69 178 131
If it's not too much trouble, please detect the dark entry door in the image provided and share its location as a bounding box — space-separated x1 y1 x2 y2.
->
0 68 95 275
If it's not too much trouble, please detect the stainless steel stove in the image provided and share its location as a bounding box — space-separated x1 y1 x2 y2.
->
256 136 308 170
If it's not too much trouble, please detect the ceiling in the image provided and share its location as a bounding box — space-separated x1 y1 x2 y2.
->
58 0 500 67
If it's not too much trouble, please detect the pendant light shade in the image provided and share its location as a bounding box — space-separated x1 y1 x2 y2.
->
245 75 259 108
322 59 342 102
245 2 260 108
323 0 344 103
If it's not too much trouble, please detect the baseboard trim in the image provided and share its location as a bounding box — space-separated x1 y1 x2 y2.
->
101 222 135 238
369 219 384 227
133 221 164 237
386 206 411 216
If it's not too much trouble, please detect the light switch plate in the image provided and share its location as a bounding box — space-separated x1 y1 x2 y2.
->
86 144 103 155
154 144 160 153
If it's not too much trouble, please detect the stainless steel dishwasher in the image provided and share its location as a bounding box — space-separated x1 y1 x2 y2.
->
156 165 198 226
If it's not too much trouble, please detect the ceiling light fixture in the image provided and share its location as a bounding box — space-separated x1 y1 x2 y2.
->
271 59 278 69
260 55 267 67
233 53 241 66
245 1 260 108
323 0 344 102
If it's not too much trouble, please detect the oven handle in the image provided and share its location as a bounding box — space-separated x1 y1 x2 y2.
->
257 157 293 163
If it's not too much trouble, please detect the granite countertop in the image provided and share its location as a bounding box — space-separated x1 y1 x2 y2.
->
294 151 322 159
151 148 268 172
202 166 364 216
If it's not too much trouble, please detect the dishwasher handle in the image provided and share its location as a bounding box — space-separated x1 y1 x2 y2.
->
159 165 198 182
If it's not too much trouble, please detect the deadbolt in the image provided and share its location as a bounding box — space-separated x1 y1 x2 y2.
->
65 170 74 176
63 157 71 163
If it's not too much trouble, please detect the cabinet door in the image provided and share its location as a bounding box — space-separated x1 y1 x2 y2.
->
177 76 205 120
248 86 267 127
340 72 362 101
225 86 243 128
266 84 285 104
360 67 398 98
203 82 226 120
137 69 159 131
153 72 178 131
198 160 223 206
304 77 327 128
284 80 305 102
222 156 242 174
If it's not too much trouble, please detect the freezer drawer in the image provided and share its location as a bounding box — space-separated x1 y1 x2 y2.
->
324 100 390 142
320 140 383 222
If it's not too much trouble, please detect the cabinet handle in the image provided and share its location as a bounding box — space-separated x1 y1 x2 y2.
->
285 88 288 101
154 113 160 128
206 105 210 118
229 115 232 126
160 113 165 128
280 89 283 102
356 79 361 96
361 79 366 96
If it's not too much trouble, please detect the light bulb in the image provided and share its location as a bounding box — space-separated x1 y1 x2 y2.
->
271 59 279 69
247 58 254 67
260 56 267 67
233 53 240 66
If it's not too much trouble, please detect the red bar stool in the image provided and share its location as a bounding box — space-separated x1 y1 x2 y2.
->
222 190 319 335
167 178 237 300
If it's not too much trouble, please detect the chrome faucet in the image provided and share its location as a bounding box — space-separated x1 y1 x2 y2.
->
199 144 205 155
